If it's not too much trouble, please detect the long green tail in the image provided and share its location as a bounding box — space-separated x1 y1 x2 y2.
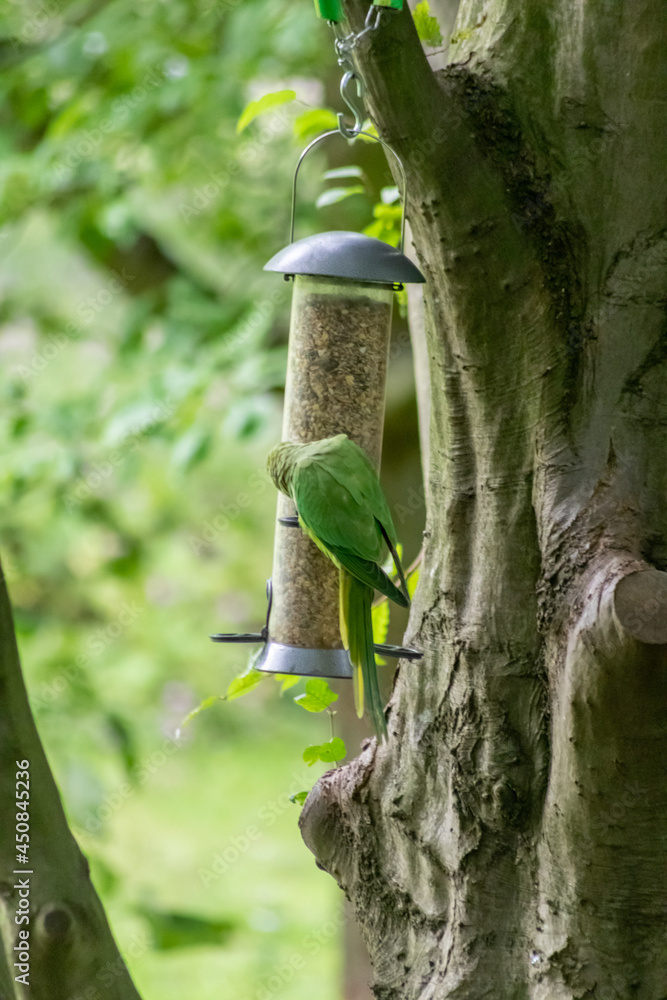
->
340 570 388 740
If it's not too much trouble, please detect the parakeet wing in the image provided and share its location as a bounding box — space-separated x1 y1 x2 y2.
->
290 437 407 605
292 435 398 545
292 458 381 558
325 542 406 606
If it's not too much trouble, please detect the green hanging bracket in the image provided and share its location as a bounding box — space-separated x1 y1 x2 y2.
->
315 0 403 21
314 0 344 22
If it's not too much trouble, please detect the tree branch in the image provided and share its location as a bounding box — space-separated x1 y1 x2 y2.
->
344 0 537 246
614 568 667 645
536 555 667 989
0 557 144 1000
344 0 439 145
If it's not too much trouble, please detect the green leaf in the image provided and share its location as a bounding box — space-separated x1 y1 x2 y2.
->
316 185 365 209
374 204 403 223
177 694 224 733
236 89 296 134
355 121 379 141
319 736 346 762
407 565 420 598
371 598 390 647
302 745 322 766
294 678 338 713
371 598 390 665
293 108 338 141
363 202 402 247
323 166 364 181
46 90 99 140
413 1 443 46
364 221 400 247
226 669 264 700
171 428 211 472
290 790 309 805
303 737 346 766
274 673 300 693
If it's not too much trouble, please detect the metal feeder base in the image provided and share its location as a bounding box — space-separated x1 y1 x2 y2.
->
257 642 353 679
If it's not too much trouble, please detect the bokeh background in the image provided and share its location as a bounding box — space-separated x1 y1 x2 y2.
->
0 1 425 997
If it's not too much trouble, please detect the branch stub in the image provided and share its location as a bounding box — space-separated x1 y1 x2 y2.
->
613 569 667 645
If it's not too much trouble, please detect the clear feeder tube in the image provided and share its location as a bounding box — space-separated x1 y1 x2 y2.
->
261 275 393 675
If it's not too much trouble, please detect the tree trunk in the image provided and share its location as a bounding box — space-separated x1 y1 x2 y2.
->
0 561 143 1000
300 2 667 997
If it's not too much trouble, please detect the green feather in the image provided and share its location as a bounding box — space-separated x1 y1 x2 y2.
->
340 571 387 738
325 543 408 607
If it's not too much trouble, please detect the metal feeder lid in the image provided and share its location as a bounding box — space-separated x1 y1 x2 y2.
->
264 231 425 285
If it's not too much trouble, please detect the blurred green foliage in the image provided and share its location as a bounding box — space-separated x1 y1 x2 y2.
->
0 0 423 996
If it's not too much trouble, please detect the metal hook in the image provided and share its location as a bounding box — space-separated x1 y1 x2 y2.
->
338 69 366 138
332 7 385 139
363 4 383 34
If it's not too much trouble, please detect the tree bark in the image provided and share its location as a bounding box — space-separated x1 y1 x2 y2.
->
0 559 143 1000
300 1 667 996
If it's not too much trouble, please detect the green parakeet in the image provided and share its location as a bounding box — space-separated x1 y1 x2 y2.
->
266 433 409 739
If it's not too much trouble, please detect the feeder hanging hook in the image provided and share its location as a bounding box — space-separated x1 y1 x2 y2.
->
338 68 366 138
332 5 384 139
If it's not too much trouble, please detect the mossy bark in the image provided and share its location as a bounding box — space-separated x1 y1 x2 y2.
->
299 2 667 997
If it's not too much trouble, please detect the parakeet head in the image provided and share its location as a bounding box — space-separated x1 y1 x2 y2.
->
266 441 302 497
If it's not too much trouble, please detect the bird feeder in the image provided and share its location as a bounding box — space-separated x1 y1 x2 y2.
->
212 3 423 679
258 228 424 677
